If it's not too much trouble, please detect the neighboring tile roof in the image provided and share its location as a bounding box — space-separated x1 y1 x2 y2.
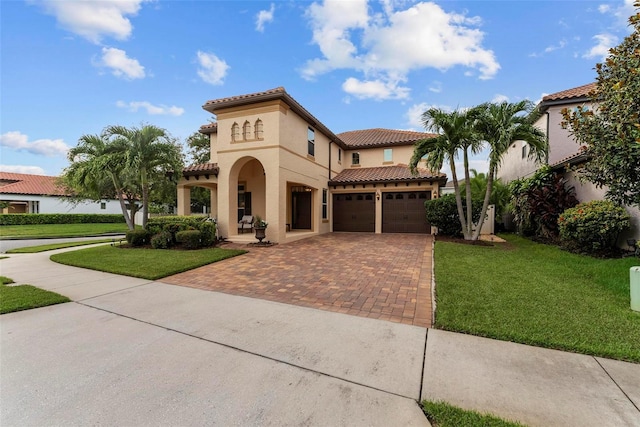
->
337 128 437 148
0 172 67 196
542 83 596 103
199 122 218 134
549 147 590 170
202 87 347 148
329 165 446 185
182 163 219 177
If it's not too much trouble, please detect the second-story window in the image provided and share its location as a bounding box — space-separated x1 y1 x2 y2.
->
338 148 342 162
521 144 528 158
384 148 392 162
352 152 360 165
231 123 240 142
243 121 252 140
308 127 315 156
255 119 263 139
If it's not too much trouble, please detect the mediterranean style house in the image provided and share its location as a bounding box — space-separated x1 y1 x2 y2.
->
0 172 123 215
176 87 446 243
497 82 640 243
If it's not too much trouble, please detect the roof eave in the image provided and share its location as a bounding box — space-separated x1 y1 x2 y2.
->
328 176 447 187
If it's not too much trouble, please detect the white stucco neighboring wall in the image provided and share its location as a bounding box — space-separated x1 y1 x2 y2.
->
0 193 124 214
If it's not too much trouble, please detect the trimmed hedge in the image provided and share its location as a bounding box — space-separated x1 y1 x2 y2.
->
0 213 126 226
126 229 150 247
176 230 202 249
150 231 173 249
147 216 216 247
558 200 630 255
425 194 483 237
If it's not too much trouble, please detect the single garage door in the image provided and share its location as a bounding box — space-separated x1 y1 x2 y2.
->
382 191 431 233
333 193 375 232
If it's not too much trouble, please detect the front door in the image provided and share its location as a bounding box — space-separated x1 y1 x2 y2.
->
292 191 312 229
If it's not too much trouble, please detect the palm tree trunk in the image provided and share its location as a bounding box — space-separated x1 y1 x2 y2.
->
473 165 495 240
109 172 133 230
462 148 473 240
449 157 470 239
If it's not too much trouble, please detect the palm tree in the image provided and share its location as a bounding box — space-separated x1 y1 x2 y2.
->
104 125 183 229
410 108 482 240
63 134 135 229
472 101 547 240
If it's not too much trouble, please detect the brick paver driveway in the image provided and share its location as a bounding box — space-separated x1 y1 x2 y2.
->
162 233 433 327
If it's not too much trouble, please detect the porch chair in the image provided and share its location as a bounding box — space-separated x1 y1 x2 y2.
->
238 215 254 233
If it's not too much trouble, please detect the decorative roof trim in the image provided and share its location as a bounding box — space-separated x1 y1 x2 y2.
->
181 163 220 178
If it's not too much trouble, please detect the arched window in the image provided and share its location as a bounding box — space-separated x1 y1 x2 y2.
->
254 119 263 139
231 122 240 142
242 121 252 140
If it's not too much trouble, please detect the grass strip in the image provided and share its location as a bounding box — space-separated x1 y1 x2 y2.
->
50 245 247 280
434 234 640 362
1 279 70 314
6 239 114 253
422 401 525 427
1 223 129 239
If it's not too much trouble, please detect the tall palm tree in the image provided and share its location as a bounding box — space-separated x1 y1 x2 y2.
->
63 134 135 229
104 125 183 229
410 108 482 239
472 101 547 240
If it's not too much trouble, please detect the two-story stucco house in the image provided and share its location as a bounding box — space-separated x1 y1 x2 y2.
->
176 87 446 243
497 82 640 242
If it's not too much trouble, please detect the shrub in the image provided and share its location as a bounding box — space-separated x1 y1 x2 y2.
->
150 231 173 249
0 213 125 226
176 230 202 249
558 200 630 255
510 167 578 239
425 194 483 237
126 229 150 247
147 216 208 243
199 222 216 247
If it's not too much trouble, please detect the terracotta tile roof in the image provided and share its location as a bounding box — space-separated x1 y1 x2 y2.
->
542 83 596 103
329 165 446 185
202 87 347 148
182 163 219 177
199 122 218 134
0 172 68 196
337 128 437 148
549 146 590 169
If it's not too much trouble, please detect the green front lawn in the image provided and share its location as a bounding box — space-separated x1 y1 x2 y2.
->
0 276 70 314
1 223 130 239
422 401 525 427
6 239 114 253
434 234 640 362
50 245 246 280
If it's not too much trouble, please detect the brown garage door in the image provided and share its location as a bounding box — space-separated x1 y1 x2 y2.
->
382 191 431 233
333 193 375 232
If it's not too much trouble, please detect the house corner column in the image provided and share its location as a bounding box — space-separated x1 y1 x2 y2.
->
177 184 190 216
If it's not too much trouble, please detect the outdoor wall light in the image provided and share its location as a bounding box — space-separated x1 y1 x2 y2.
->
376 190 381 201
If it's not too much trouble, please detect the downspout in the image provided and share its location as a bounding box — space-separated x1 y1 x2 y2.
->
329 141 332 180
545 112 550 165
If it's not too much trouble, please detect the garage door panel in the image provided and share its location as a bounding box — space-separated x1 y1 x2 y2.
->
382 191 431 234
333 193 375 232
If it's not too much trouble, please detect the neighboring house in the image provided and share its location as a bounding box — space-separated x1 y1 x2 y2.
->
0 172 123 215
176 87 446 243
497 82 640 242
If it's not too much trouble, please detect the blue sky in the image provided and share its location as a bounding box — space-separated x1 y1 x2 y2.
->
1 0 636 179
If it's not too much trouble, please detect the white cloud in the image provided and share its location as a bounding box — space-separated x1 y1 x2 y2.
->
0 131 69 157
491 94 509 104
196 51 229 85
529 39 567 57
0 165 47 175
598 4 611 13
98 47 145 79
30 0 148 44
256 3 275 32
302 0 500 99
598 0 636 29
583 33 618 60
116 101 184 116
405 102 453 129
428 81 442 93
342 77 410 100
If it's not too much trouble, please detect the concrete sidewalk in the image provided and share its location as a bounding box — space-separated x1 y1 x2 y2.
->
1 249 639 426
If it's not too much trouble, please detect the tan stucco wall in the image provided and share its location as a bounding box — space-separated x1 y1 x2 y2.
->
344 145 414 169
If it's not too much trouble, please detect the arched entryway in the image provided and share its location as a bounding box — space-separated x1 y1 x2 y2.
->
228 157 266 235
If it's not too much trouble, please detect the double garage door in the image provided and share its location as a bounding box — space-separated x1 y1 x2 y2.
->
333 191 431 233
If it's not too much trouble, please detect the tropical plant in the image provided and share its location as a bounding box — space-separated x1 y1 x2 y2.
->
253 215 268 228
185 130 212 212
510 166 579 239
562 3 640 210
472 101 548 240
463 169 511 218
104 124 184 229
62 134 138 229
558 200 630 255
410 108 482 240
